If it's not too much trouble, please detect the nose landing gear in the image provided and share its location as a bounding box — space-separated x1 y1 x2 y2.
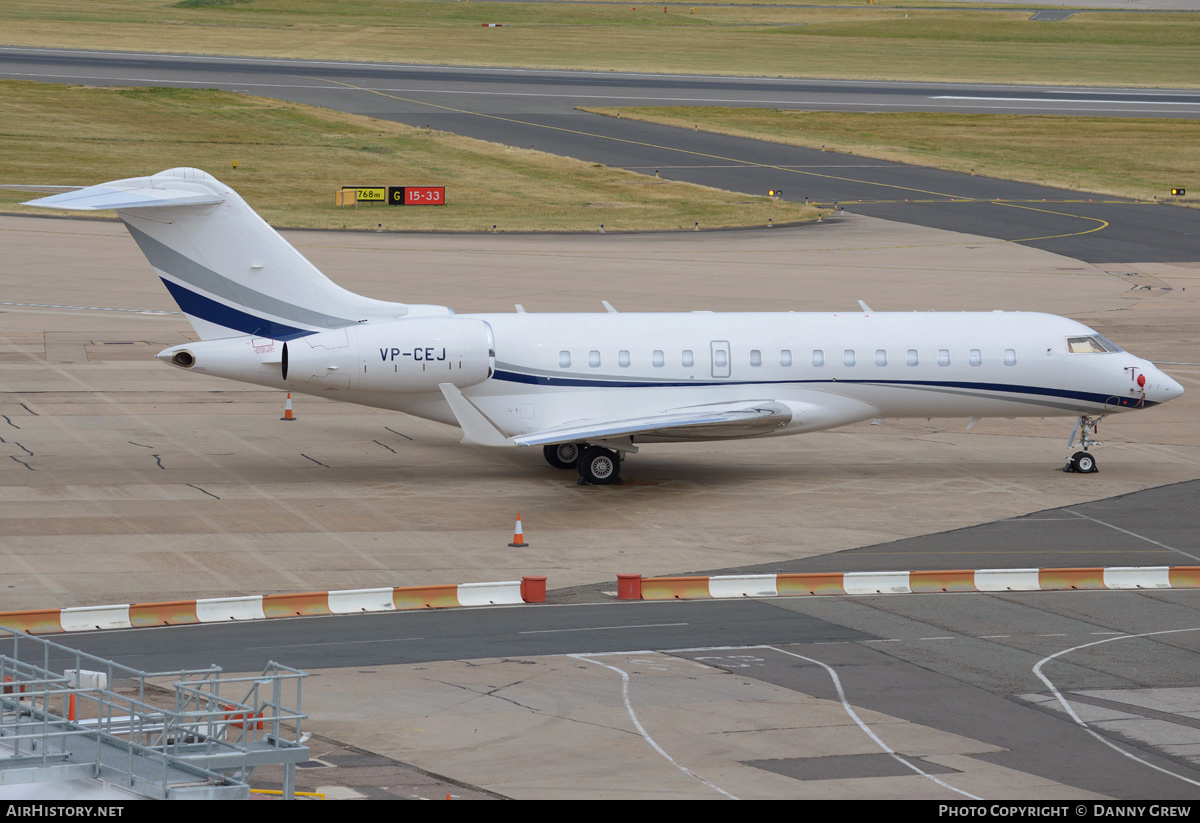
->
1064 414 1105 473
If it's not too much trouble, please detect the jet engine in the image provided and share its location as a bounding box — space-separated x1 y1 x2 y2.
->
284 317 494 393
159 316 495 395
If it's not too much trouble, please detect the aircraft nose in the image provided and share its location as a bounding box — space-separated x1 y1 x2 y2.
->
1157 371 1184 401
1146 366 1184 404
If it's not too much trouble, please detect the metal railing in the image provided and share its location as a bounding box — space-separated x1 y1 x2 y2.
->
1 627 309 799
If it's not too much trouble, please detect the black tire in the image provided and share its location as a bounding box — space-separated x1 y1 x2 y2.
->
1071 451 1098 474
578 446 620 485
543 443 582 470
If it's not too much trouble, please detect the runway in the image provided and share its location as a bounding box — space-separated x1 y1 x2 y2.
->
1 46 1198 262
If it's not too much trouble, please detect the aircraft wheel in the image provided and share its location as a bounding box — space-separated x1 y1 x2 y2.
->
1069 451 1098 474
578 446 620 485
544 443 582 470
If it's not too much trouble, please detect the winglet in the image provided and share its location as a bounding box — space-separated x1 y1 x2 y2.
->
857 300 873 313
438 384 515 447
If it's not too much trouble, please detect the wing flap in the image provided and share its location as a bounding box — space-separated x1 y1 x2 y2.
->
512 400 793 447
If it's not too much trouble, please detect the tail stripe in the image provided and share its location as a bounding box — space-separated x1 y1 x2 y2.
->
126 223 355 331
160 279 315 341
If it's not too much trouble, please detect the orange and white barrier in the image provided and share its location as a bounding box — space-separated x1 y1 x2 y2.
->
634 566 1200 601
0 579 535 635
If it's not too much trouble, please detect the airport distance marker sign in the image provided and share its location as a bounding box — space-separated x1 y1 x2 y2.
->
389 185 445 205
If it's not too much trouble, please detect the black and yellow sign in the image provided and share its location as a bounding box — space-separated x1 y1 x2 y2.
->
354 187 386 202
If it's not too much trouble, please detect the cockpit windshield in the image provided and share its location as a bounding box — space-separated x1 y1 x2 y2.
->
1067 335 1123 354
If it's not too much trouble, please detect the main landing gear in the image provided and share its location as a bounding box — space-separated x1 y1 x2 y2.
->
1064 414 1105 474
542 443 623 485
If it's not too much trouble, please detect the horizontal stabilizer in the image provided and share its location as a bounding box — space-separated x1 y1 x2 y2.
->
0 185 84 195
24 183 223 211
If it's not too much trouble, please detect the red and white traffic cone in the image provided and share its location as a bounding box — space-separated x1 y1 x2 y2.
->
281 392 296 421
508 514 528 547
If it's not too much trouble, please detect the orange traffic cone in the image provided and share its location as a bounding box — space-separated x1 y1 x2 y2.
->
508 514 528 547
281 392 296 421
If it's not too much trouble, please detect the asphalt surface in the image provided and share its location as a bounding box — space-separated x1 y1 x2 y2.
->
20 579 1200 798
718 478 1200 576
1 46 1198 262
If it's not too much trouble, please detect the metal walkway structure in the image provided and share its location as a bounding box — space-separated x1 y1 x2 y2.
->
0 627 308 800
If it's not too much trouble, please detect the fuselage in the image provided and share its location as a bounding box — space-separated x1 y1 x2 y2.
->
161 309 1182 443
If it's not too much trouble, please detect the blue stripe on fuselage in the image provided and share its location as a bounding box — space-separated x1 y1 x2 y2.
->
160 278 317 341
491 369 1154 409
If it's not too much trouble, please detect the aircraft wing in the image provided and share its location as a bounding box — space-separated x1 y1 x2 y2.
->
438 384 792 447
512 401 793 446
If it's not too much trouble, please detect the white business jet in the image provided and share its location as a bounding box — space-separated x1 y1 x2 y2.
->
19 168 1183 484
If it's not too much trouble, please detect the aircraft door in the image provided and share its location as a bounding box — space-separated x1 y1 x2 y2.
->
711 340 731 378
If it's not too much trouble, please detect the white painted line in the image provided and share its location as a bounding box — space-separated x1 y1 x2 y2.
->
0 301 178 314
766 645 980 800
1033 628 1200 790
521 622 687 635
1065 510 1200 564
933 96 1200 107
569 653 739 800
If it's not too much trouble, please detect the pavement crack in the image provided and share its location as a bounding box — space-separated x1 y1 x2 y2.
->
2 416 18 429
301 453 330 468
13 442 32 456
373 440 398 454
151 453 165 470
128 441 154 448
384 426 413 441
10 456 33 471
19 403 38 416
186 483 221 500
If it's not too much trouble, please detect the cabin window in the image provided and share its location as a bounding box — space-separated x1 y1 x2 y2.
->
970 349 982 366
875 349 887 367
750 349 762 367
619 350 630 368
1004 349 1017 366
714 349 728 368
780 349 792 367
559 351 571 368
589 350 601 367
682 350 694 367
812 349 824 367
844 350 855 367
652 350 664 367
907 349 918 366
938 349 950 366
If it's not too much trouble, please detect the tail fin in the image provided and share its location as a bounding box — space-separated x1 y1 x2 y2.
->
24 168 444 340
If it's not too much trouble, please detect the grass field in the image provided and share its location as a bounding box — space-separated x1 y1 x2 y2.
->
582 106 1200 205
0 1 1197 87
0 81 815 231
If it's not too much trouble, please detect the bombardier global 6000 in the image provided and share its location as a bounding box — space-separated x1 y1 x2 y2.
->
18 168 1183 484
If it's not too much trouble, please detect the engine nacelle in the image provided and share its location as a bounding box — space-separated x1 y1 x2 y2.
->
157 317 494 395
285 317 494 393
